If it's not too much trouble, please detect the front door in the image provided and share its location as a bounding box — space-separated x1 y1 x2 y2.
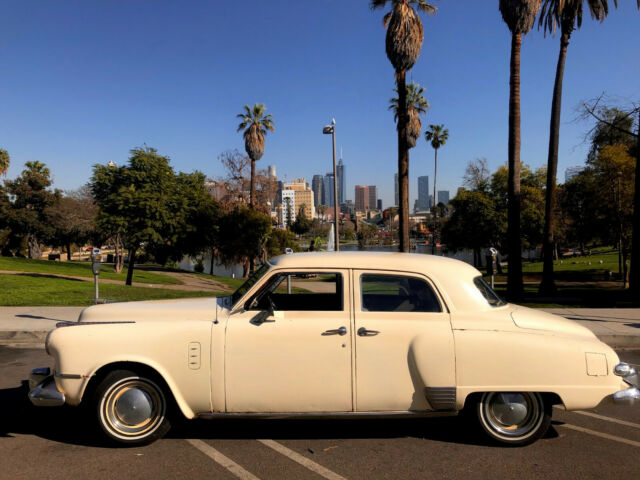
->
353 270 455 412
225 269 353 412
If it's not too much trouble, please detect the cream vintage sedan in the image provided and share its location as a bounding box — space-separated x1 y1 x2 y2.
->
29 252 639 446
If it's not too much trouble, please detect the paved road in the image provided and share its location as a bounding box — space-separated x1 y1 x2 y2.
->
1 347 638 480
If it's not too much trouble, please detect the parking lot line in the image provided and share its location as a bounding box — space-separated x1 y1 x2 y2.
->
258 439 348 480
572 410 640 429
558 424 640 448
186 439 261 480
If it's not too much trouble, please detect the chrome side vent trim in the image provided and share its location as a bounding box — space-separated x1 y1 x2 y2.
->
188 342 201 370
424 386 456 410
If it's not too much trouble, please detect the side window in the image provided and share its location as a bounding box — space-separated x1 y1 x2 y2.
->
360 274 441 313
248 272 343 311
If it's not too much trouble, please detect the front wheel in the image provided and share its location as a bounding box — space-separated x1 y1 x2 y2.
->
475 392 551 446
94 369 171 446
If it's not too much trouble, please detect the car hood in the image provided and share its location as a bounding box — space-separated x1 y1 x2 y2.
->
77 296 223 324
510 305 596 340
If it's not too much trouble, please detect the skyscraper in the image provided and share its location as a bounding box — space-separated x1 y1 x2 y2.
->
355 185 378 211
312 174 324 208
565 166 584 183
417 176 430 210
437 190 450 205
323 173 334 207
337 158 346 205
368 185 377 211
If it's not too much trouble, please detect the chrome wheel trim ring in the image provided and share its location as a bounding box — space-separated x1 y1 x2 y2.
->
100 377 166 440
480 392 544 440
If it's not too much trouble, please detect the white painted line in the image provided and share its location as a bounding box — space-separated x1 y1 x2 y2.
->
258 439 348 480
186 439 261 480
558 424 640 448
572 410 640 429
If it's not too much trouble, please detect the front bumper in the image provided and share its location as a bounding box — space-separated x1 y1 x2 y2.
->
28 367 65 407
613 363 640 405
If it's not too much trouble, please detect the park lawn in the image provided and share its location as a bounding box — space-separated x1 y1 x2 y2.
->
0 273 218 306
182 271 246 290
0 256 181 285
492 282 637 308
521 250 619 274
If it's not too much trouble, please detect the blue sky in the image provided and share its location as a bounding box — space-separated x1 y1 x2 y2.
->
1 0 638 208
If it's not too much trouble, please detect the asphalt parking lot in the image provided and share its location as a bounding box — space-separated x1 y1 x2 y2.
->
1 346 639 480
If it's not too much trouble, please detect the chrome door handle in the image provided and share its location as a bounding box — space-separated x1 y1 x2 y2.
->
322 326 347 336
357 327 380 337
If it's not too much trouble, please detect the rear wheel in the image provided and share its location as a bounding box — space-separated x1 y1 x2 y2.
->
94 369 171 446
476 392 551 446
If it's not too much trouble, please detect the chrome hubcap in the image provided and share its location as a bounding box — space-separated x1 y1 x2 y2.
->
101 378 165 438
482 392 542 438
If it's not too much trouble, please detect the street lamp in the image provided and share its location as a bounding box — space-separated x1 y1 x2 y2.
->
323 118 340 252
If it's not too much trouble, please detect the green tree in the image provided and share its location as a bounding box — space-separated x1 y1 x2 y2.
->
5 161 59 259
538 0 618 295
91 147 181 285
290 206 312 236
499 0 542 299
389 81 430 148
47 187 97 260
424 124 449 254
441 189 504 267
236 104 275 208
266 228 300 257
217 206 272 277
0 149 9 177
371 0 437 252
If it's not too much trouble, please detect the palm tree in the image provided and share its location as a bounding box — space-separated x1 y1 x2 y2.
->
236 104 275 208
371 0 437 252
0 149 9 177
538 0 616 295
424 124 449 254
499 0 542 300
389 82 430 148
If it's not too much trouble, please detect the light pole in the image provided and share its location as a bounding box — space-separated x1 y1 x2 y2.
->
323 119 340 252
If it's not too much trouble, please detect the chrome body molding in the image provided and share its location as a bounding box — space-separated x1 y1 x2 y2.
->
197 411 458 420
56 372 93 380
56 321 136 328
613 363 640 405
28 368 65 407
424 386 457 410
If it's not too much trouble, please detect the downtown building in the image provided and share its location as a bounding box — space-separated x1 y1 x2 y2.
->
354 185 378 211
279 178 315 227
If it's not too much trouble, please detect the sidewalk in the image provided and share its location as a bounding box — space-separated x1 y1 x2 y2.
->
0 306 639 348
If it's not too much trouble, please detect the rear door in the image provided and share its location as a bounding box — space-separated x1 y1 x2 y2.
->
353 270 455 412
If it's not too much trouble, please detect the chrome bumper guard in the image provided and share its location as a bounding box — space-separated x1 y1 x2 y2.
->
28 367 65 407
613 363 640 405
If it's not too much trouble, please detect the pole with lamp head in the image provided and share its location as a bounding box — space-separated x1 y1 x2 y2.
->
323 119 340 252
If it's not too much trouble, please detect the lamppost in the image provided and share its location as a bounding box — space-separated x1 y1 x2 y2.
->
323 119 340 252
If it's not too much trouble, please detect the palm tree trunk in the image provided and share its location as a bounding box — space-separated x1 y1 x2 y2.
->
125 248 136 286
431 148 438 255
630 109 640 295
507 32 523 300
397 70 410 252
540 30 570 296
249 158 256 208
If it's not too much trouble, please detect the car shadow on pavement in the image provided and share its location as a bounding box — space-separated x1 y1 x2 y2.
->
0 381 559 448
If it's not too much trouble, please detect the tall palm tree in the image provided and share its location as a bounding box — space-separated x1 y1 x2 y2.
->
389 82 430 148
236 104 275 208
0 149 9 177
424 124 449 254
499 0 542 300
538 0 616 295
371 0 437 252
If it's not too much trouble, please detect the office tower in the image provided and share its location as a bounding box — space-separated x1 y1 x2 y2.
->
417 176 430 210
281 178 315 226
312 174 324 208
565 166 584 183
368 185 377 211
281 190 296 226
323 173 334 207
377 199 382 211
355 185 378 211
337 158 346 205
394 173 399 206
437 190 450 205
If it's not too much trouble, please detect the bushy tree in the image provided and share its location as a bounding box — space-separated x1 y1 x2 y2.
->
266 228 300 257
47 186 97 260
4 161 59 259
290 206 312 236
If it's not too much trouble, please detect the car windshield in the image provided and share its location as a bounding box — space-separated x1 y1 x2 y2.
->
231 263 271 306
473 276 505 307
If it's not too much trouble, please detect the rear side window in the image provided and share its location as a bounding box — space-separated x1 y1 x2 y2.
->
360 274 441 313
473 276 505 307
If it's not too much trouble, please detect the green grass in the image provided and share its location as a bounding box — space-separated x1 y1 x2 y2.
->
0 273 218 306
0 256 181 285
181 271 245 290
521 250 620 275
